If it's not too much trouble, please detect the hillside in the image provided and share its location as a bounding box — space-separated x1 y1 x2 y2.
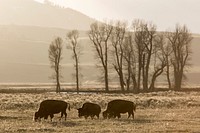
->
0 0 95 30
0 25 97 84
0 0 98 84
0 25 200 85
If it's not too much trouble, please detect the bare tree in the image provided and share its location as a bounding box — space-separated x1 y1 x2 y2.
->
132 20 147 91
166 24 192 90
149 34 167 90
123 33 137 92
141 22 156 91
49 37 63 93
132 20 157 91
110 21 126 91
67 30 81 94
133 20 167 91
88 22 113 92
162 33 173 89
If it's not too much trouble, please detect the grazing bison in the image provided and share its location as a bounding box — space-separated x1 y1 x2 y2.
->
34 100 70 121
77 102 101 119
103 99 136 119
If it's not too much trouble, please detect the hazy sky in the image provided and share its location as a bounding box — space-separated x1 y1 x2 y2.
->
37 0 199 33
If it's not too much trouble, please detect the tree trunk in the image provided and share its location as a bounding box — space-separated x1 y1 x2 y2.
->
56 69 60 93
75 56 79 94
137 53 142 91
105 67 109 92
105 41 109 92
119 70 125 92
142 54 147 91
166 62 172 90
174 70 182 90
132 74 138 93
126 62 131 92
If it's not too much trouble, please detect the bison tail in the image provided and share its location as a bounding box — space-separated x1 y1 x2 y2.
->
68 103 71 111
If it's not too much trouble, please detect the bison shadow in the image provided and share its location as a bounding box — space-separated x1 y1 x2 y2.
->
114 118 152 123
132 118 152 123
115 118 178 124
0 115 18 120
48 121 78 127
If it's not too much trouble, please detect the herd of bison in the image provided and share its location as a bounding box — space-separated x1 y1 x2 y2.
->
34 99 136 121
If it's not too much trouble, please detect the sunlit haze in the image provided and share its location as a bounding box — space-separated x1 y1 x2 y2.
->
0 0 200 84
34 0 200 33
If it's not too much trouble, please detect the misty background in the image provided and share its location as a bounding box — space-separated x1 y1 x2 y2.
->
0 0 200 86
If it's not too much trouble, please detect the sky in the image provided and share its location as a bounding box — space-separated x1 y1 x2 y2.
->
36 0 200 33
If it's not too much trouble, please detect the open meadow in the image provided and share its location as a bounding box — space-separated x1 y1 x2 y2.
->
0 90 200 133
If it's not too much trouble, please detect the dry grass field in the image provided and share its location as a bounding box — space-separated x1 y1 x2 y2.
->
0 91 200 133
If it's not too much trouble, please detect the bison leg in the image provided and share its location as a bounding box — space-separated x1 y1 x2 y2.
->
128 111 134 119
90 114 95 119
108 112 114 119
116 113 121 119
64 112 67 121
60 112 63 121
128 112 131 118
44 115 48 120
60 111 67 121
109 112 118 119
62 112 67 121
50 114 54 121
84 115 88 119
96 114 100 119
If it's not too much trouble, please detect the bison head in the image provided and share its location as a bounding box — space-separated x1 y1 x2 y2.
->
34 112 39 121
103 111 115 119
77 108 84 118
107 112 115 119
102 111 108 119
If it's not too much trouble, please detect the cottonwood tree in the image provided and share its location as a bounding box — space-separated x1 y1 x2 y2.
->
67 30 81 94
166 25 192 90
88 22 113 92
132 20 156 91
123 33 137 92
110 21 126 91
49 37 63 93
141 22 157 91
132 20 147 90
162 34 173 89
149 34 167 90
132 20 166 91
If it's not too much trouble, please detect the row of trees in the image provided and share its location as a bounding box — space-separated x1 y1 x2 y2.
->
48 19 193 93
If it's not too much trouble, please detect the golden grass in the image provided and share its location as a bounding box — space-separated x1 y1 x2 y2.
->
0 91 200 132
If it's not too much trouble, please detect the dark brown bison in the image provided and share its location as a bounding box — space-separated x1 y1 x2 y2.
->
34 100 70 121
77 102 101 119
103 99 136 119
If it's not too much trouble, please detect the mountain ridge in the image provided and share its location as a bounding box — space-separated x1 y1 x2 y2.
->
0 0 96 30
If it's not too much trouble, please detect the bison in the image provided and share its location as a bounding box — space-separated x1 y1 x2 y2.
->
34 100 70 121
77 102 101 119
103 99 136 119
